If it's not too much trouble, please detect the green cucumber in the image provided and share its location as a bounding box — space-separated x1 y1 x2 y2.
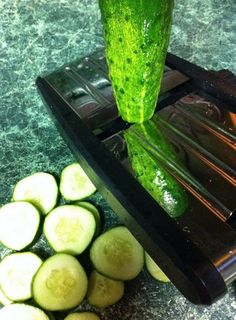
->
32 253 88 311
145 253 170 283
60 163 96 201
87 270 124 308
76 201 101 236
0 201 40 250
0 287 12 306
124 120 188 218
64 312 100 320
0 303 50 320
90 226 144 281
43 205 96 255
0 252 42 302
13 172 58 215
99 0 174 123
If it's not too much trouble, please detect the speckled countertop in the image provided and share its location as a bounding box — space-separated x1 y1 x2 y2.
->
0 0 236 319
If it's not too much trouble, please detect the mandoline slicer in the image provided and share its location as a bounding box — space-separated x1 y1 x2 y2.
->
36 48 236 305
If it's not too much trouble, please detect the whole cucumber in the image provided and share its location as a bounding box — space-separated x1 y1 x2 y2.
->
99 0 174 123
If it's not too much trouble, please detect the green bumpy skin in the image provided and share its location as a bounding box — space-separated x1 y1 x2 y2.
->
99 0 174 123
124 120 188 218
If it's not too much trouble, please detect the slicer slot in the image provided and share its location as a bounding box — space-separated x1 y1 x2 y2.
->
64 66 111 106
174 104 236 150
156 116 236 188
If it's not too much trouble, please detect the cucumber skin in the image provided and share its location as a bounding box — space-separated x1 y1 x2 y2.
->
124 121 188 218
99 0 174 123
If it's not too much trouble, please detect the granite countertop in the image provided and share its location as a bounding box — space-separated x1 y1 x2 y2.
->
0 0 236 319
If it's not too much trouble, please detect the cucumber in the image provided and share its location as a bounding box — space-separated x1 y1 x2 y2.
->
13 172 58 215
87 270 124 308
0 252 42 301
145 253 170 283
90 226 144 280
0 201 40 250
32 253 88 311
60 163 96 201
44 205 96 255
124 121 188 218
99 0 174 123
76 201 101 236
64 312 100 320
0 287 13 306
0 303 50 320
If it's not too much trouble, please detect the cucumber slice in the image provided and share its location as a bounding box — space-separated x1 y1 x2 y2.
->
76 201 101 236
32 253 88 311
64 312 100 320
0 252 42 301
145 253 170 283
44 205 96 255
0 201 40 250
90 226 144 280
0 287 13 306
13 172 58 215
87 270 124 308
0 303 50 320
60 163 96 201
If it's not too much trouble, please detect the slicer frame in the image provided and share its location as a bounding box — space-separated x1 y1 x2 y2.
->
36 49 236 305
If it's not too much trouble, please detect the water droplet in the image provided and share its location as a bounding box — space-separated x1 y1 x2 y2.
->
182 226 191 233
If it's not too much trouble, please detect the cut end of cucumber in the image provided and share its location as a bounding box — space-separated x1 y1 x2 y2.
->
87 270 124 309
33 253 88 311
0 303 50 320
0 252 42 302
64 312 100 320
59 163 96 201
13 172 58 215
90 226 144 281
44 205 96 255
0 201 40 251
145 253 170 283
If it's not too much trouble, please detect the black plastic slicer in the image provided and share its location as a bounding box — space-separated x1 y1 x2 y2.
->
36 48 236 305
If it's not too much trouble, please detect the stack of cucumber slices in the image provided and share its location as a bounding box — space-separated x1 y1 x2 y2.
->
0 163 169 319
